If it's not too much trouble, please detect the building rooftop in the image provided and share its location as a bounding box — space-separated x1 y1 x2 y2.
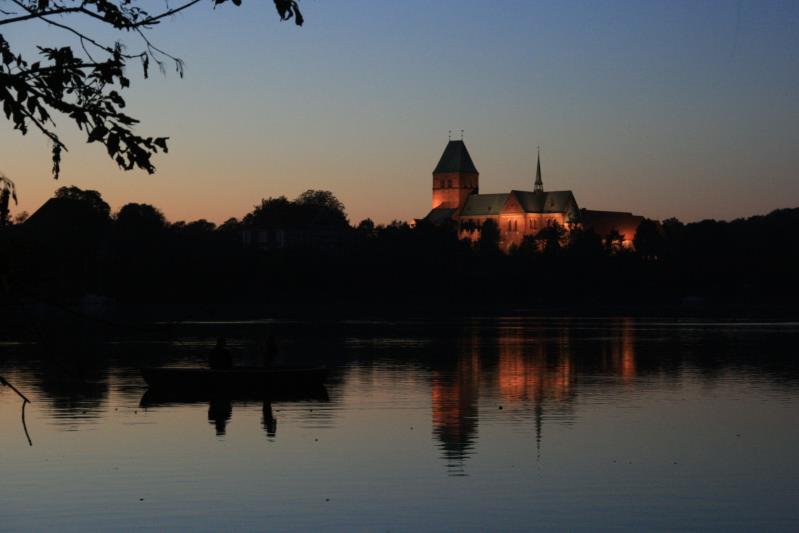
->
511 190 579 214
433 140 479 174
423 206 458 224
460 190 579 218
460 193 509 216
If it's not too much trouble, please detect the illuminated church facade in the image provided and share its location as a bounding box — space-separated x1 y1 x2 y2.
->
422 140 643 250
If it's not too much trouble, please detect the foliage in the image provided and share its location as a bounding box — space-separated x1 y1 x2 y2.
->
245 196 294 227
356 218 375 233
0 173 17 227
0 0 304 178
5 186 799 312
477 218 500 253
115 202 166 235
244 190 348 229
295 190 345 213
535 222 565 254
633 218 664 259
603 228 624 254
566 227 604 259
54 185 110 217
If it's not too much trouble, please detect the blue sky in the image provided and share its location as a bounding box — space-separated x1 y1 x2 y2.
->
2 0 798 224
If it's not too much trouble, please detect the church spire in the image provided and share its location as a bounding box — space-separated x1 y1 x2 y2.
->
534 147 543 193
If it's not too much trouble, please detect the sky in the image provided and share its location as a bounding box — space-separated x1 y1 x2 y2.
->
2 0 798 225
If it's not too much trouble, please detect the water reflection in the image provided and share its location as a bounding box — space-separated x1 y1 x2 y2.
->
37 357 110 426
139 387 329 438
262 401 277 437
3 318 799 477
430 318 764 476
429 319 681 473
208 398 232 435
432 349 480 474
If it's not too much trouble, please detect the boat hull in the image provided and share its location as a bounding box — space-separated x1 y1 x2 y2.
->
140 366 327 395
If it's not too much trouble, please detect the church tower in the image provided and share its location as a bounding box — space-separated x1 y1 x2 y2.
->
432 139 479 209
534 148 543 193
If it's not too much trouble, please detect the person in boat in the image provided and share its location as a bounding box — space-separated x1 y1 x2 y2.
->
209 336 232 369
264 334 278 367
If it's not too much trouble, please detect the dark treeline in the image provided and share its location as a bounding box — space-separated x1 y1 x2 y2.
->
1 186 798 316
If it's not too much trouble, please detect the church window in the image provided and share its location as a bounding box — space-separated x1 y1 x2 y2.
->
507 220 512 231
514 220 518 231
447 180 452 188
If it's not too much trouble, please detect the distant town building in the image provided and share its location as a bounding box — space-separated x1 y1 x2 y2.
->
241 226 347 251
421 140 643 250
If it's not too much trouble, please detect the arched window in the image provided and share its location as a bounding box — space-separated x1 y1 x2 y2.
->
514 220 518 231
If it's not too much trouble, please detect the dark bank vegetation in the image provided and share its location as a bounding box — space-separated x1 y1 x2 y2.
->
1 186 798 318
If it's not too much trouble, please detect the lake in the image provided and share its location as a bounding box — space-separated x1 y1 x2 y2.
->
1 317 798 531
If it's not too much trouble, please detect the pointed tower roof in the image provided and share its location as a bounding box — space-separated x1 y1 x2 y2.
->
433 140 478 174
534 148 543 193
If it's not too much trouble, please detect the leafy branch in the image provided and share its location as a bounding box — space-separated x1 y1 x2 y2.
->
0 0 304 178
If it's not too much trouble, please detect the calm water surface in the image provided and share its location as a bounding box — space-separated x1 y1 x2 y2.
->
1 318 798 531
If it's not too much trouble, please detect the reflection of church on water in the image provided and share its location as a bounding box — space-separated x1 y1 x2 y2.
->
431 350 481 475
430 321 636 474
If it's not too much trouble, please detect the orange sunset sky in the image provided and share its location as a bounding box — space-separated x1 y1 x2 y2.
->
2 1 798 225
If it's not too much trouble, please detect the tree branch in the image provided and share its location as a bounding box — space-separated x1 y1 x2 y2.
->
0 375 31 403
131 0 204 28
17 8 143 60
0 6 84 26
0 376 33 446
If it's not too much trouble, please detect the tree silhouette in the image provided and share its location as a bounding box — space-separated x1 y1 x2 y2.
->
567 226 603 259
294 189 349 228
513 234 539 259
245 196 294 227
0 174 17 228
0 0 304 178
477 219 500 254
54 185 110 218
5 182 799 309
357 218 375 233
295 190 345 213
115 202 166 236
243 190 348 232
536 222 565 255
633 218 664 260
603 228 624 254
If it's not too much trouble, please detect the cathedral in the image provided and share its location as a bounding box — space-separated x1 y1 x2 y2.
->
422 139 642 251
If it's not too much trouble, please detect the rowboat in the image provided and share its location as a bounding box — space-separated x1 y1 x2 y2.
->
140 366 327 394
139 385 329 407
